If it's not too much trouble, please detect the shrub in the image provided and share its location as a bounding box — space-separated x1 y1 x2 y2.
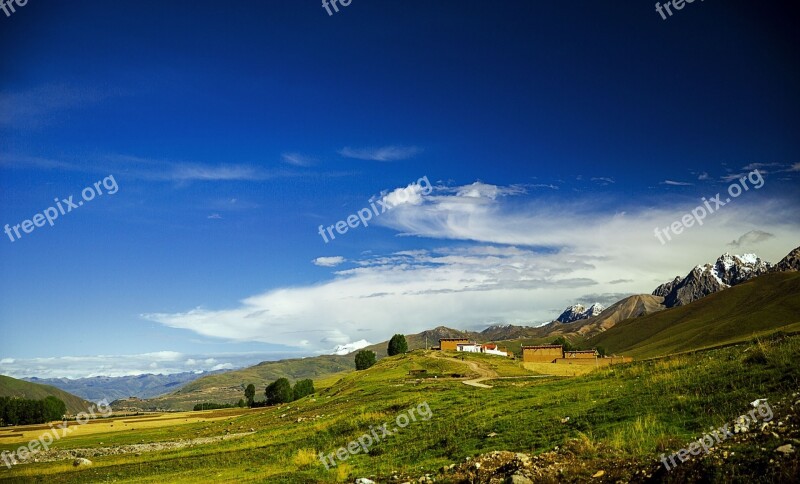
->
355 350 377 370
388 334 408 356
293 379 315 400
244 384 256 407
265 378 294 404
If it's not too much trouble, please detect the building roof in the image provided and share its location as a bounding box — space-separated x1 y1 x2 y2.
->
566 350 597 354
521 345 563 349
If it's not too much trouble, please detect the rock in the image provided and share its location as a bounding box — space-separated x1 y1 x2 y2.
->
776 444 795 454
474 462 481 469
486 432 498 438
592 470 605 478
561 417 570 424
355 479 376 484
506 474 533 484
73 458 92 467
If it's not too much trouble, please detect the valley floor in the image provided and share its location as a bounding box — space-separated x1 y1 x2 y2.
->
1 337 799 483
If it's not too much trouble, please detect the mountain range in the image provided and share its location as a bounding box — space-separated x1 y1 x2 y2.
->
5 244 797 412
23 371 226 402
555 303 605 323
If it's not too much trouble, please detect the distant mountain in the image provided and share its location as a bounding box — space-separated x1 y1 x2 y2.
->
591 271 800 358
772 245 800 273
479 323 540 340
0 375 91 414
24 371 225 402
533 295 665 339
556 303 605 323
330 340 372 355
652 276 681 297
656 252 772 307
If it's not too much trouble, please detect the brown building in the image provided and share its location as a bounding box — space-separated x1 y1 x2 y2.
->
439 338 471 351
564 350 598 359
554 355 633 366
522 345 564 363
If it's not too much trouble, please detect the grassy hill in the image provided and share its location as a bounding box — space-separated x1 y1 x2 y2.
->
2 335 798 482
588 271 800 358
0 375 92 415
135 273 799 411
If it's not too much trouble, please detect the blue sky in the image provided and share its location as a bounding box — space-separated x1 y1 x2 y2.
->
1 1 799 378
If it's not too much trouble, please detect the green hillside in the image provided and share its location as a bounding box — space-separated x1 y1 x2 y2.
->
0 375 92 415
588 272 800 358
3 336 799 482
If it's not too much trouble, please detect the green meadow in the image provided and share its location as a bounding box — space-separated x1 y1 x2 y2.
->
2 333 799 483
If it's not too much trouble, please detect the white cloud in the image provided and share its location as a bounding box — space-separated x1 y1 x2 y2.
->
698 172 710 180
281 152 315 167
338 145 421 162
313 256 346 267
141 181 800 354
0 352 295 379
207 213 222 219
661 180 693 186
789 163 800 172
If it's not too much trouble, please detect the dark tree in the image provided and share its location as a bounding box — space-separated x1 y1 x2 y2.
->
244 384 256 407
293 379 315 400
387 334 408 356
355 350 377 370
550 336 574 352
596 346 607 357
265 378 294 405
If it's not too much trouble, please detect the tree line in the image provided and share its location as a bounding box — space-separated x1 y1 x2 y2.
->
0 396 67 426
195 335 414 410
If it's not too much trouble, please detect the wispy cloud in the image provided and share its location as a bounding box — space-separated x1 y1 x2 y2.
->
727 230 775 248
698 172 710 181
207 213 223 220
0 84 118 128
281 152 315 167
338 145 421 162
0 351 304 379
0 153 310 182
591 177 615 185
313 256 346 267
661 180 694 186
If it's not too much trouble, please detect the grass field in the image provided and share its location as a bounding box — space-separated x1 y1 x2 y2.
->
1 332 798 483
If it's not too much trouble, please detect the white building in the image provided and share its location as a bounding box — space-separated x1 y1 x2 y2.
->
456 343 482 353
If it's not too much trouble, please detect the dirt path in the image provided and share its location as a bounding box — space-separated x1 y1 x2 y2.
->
428 352 499 388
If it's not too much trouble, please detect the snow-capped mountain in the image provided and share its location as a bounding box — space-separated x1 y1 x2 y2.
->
556 303 605 323
655 252 772 307
772 246 800 273
330 340 372 355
